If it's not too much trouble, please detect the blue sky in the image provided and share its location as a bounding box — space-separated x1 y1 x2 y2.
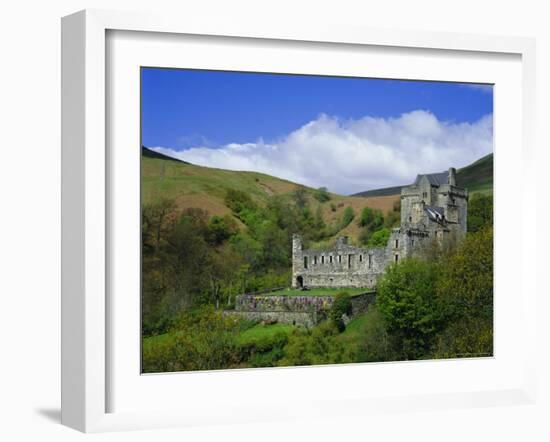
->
142 68 493 194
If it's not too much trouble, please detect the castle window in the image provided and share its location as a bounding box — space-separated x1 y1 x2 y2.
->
422 192 427 199
321 256 325 264
395 239 399 248
338 255 342 263
409 216 412 222
348 254 353 269
329 255 333 264
412 239 415 247
359 254 363 262
313 255 317 265
304 256 308 269
395 254 399 263
368 254 372 269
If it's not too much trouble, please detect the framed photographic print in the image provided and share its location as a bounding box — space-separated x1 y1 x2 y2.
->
61 9 537 433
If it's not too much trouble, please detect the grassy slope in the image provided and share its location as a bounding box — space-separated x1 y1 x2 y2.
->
142 148 399 244
353 153 494 198
455 153 493 194
235 323 296 347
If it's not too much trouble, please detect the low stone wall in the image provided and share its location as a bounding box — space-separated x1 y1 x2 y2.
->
235 294 333 313
224 311 316 328
227 291 376 328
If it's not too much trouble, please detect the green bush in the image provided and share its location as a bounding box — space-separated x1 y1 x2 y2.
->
313 187 331 203
367 228 390 247
278 322 356 366
377 258 442 360
142 306 243 373
340 206 355 228
467 193 493 232
329 292 352 332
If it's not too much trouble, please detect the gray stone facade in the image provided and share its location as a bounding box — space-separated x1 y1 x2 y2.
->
292 168 468 289
226 292 376 327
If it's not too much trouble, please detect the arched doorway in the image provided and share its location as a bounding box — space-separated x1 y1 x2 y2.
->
296 275 304 288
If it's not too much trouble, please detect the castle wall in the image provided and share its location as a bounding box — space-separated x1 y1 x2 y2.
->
292 168 468 291
227 292 377 328
293 236 386 289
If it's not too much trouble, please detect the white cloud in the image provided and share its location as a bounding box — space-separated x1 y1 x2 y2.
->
151 110 493 195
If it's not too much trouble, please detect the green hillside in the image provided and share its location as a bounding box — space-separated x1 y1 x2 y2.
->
353 153 493 197
455 153 493 194
142 147 399 244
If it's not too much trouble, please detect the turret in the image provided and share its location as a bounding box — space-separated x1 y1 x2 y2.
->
336 236 348 247
292 233 303 255
448 167 457 186
291 234 303 288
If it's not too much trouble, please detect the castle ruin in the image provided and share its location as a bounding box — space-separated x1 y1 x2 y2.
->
292 168 468 289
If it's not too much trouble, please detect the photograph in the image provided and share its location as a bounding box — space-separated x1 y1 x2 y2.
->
140 68 494 373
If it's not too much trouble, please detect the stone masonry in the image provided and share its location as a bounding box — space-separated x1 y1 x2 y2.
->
225 168 467 328
292 168 468 289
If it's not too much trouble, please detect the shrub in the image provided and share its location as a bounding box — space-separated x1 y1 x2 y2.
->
467 193 493 232
377 258 442 360
142 306 243 373
340 206 355 228
313 187 331 203
278 322 356 366
330 292 352 332
367 228 390 247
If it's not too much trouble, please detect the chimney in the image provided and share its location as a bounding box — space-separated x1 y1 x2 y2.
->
448 167 456 186
336 236 348 247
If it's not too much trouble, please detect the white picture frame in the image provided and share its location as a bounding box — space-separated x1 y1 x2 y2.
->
61 9 537 433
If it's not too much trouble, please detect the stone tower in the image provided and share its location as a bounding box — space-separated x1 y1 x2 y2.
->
291 234 304 288
400 167 468 251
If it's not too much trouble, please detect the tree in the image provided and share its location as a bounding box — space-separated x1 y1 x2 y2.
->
433 227 493 358
329 292 353 332
367 228 390 247
142 306 243 373
278 322 356 366
468 193 493 232
377 258 442 359
341 206 355 228
142 198 176 254
292 186 308 210
360 306 396 362
359 207 375 227
313 186 331 203
207 215 239 245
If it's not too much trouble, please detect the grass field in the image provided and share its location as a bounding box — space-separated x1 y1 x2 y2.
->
142 322 297 353
235 323 296 347
142 332 177 353
263 287 372 297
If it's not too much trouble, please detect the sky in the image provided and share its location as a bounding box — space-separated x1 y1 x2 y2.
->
142 68 493 195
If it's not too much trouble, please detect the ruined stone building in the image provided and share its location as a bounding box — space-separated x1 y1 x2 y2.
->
292 168 468 289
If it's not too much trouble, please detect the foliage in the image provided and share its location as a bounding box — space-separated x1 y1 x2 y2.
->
313 186 331 203
377 258 442 359
142 306 244 373
358 206 395 246
236 323 293 367
433 227 493 357
468 193 493 233
292 186 308 209
367 228 390 247
355 306 397 362
341 206 355 229
278 322 356 366
329 292 353 332
207 215 239 245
